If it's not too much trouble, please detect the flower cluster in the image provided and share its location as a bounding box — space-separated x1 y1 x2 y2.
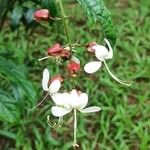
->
32 8 133 147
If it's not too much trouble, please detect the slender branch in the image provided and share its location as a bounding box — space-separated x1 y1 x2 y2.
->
58 0 72 52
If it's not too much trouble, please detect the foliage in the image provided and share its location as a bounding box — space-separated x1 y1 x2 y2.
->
0 0 150 149
76 0 116 45
0 0 57 30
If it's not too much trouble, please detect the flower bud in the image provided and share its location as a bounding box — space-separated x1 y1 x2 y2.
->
34 9 50 22
67 59 80 77
86 42 98 53
47 43 71 59
47 43 63 55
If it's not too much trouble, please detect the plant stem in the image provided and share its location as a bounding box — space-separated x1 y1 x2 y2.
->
58 0 72 52
73 108 79 147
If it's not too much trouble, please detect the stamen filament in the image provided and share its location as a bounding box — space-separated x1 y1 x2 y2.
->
47 115 63 129
103 60 133 86
38 56 52 61
28 93 49 111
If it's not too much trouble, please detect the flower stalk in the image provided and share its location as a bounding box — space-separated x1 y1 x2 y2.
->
73 108 79 147
58 0 72 52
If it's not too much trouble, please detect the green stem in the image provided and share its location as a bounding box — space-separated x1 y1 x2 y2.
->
58 0 72 52
73 109 79 147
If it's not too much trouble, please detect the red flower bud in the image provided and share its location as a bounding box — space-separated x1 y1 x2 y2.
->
86 42 98 53
47 43 63 55
47 43 71 59
67 61 80 73
34 9 49 22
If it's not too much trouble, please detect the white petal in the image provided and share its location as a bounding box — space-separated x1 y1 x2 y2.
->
84 61 102 74
77 93 88 110
51 106 72 117
42 68 49 91
80 106 101 113
69 89 80 108
51 92 70 108
94 45 109 61
104 38 113 59
49 80 61 94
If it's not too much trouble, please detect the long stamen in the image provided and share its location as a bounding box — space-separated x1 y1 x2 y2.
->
103 60 133 86
38 56 52 61
28 93 49 111
72 109 79 147
47 115 63 129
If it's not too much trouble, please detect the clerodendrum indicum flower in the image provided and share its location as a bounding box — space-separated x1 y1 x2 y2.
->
51 89 101 116
42 68 61 95
49 89 101 147
84 38 133 86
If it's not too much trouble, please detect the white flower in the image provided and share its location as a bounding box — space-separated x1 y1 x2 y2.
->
42 68 61 95
51 89 101 117
84 38 132 86
50 89 101 147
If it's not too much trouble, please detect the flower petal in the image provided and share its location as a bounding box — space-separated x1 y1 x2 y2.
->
51 106 72 117
69 89 80 108
84 61 102 74
51 92 70 108
49 80 61 94
42 68 49 91
80 106 101 113
77 93 88 110
104 38 113 59
94 45 109 61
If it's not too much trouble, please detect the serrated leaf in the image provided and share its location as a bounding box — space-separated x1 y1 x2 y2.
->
0 56 36 103
0 90 19 122
76 0 116 45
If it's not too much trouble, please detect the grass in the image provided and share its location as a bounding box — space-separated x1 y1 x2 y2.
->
0 0 150 149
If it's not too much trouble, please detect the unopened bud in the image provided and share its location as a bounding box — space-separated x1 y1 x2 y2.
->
47 43 71 59
67 60 80 74
47 43 63 55
34 9 50 22
86 42 98 53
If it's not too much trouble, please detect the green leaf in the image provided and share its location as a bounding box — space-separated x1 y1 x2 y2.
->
76 0 116 45
10 5 23 30
24 7 36 25
0 90 19 122
0 56 36 103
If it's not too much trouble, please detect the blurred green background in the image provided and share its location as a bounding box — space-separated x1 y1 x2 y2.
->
0 0 150 149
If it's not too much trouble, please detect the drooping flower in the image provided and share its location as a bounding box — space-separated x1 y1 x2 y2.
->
84 38 133 86
50 89 101 147
34 9 50 22
51 89 101 117
29 68 61 111
42 68 61 95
